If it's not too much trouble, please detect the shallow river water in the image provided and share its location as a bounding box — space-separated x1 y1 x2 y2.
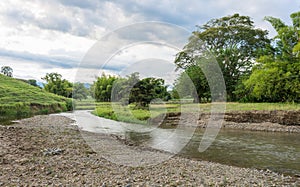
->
59 110 300 176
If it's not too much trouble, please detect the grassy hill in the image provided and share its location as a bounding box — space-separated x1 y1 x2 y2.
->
0 74 72 122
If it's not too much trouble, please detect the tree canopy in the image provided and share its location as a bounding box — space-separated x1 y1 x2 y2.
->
92 72 170 108
1 66 13 77
42 73 73 98
173 65 209 102
130 77 170 108
93 73 117 102
242 11 300 102
175 14 270 101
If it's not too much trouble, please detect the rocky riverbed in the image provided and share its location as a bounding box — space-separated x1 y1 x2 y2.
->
0 115 299 186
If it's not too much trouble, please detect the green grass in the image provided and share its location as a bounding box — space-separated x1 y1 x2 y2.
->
0 74 73 122
176 102 300 113
72 99 300 125
90 102 179 124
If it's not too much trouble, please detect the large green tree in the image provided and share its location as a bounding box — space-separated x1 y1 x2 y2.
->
111 72 170 108
42 73 73 98
130 77 169 108
175 14 270 101
242 11 300 102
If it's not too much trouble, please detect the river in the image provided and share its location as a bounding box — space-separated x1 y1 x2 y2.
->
58 110 300 176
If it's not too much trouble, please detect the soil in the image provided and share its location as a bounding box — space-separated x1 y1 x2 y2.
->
153 110 300 132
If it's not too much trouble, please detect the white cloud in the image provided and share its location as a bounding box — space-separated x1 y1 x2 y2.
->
0 0 299 82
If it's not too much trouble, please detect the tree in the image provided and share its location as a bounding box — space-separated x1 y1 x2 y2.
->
27 79 38 87
1 66 13 77
42 73 73 98
242 11 300 102
94 72 170 107
93 73 117 102
111 72 140 105
175 14 270 101
173 65 210 102
73 82 89 101
130 77 169 108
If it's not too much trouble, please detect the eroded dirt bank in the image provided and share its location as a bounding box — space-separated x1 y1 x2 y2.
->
0 115 299 186
154 110 300 132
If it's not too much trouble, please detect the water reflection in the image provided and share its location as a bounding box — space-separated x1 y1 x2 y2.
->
59 111 300 176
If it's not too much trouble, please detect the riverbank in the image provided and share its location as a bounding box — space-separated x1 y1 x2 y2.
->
154 110 300 133
0 114 299 186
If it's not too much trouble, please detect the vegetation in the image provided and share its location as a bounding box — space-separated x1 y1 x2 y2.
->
93 73 117 102
72 99 300 124
1 66 13 77
175 14 270 101
2 11 299 123
73 82 89 101
173 65 210 102
0 74 72 122
240 11 300 102
26 79 39 87
91 102 179 124
42 73 73 98
92 72 170 108
129 77 170 108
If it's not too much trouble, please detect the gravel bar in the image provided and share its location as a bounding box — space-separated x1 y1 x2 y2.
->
0 115 299 186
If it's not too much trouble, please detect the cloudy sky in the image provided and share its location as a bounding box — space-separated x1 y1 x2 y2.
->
0 0 299 83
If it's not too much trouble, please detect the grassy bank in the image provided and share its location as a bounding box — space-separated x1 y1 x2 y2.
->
74 99 300 124
91 102 179 124
0 74 73 122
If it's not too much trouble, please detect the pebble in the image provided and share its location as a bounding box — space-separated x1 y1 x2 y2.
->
0 114 298 186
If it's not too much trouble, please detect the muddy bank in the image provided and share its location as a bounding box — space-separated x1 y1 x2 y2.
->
152 110 300 133
0 115 299 186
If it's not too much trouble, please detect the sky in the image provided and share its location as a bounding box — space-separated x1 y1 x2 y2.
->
0 0 299 84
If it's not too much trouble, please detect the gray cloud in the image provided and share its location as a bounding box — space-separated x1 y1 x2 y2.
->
58 0 97 10
0 0 299 81
0 48 77 69
2 0 299 39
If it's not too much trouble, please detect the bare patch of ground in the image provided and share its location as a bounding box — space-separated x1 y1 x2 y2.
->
155 110 300 132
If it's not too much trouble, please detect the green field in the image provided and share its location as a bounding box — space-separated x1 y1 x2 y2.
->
74 99 300 124
0 74 73 122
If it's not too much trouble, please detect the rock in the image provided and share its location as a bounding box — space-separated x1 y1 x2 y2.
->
42 148 64 156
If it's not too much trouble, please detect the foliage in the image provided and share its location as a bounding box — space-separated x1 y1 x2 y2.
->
130 77 170 108
242 11 300 102
1 66 13 77
93 72 171 108
175 14 270 101
92 103 118 121
73 82 89 101
0 74 72 122
16 78 40 87
27 79 38 87
42 73 73 98
112 72 140 104
93 73 117 102
90 101 299 124
92 102 179 125
173 65 210 102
